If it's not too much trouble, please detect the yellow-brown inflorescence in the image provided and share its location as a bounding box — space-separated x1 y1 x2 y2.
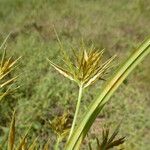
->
48 43 116 88
0 36 21 101
49 111 71 139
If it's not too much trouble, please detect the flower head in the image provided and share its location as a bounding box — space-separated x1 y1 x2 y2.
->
48 42 115 88
49 111 71 138
0 36 20 101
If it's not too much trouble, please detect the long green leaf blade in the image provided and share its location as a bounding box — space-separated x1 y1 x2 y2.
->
65 37 150 150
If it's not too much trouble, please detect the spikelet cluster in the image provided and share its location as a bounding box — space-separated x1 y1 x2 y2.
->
0 35 21 101
48 42 115 88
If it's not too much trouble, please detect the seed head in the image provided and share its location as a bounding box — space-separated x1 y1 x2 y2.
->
48 42 116 88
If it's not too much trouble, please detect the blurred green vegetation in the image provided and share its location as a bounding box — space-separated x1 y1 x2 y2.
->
0 0 150 149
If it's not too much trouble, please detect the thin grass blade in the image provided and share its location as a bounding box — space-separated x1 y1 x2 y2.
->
8 111 16 150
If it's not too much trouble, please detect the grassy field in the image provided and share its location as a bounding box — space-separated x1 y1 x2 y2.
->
0 0 150 149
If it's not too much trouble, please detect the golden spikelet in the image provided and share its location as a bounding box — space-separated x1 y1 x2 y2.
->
48 42 116 88
88 124 125 150
0 35 21 101
49 111 71 139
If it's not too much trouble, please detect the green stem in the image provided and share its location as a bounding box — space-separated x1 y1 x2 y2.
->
54 136 61 150
68 84 83 141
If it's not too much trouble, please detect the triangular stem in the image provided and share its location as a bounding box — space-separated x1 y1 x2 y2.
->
68 84 83 141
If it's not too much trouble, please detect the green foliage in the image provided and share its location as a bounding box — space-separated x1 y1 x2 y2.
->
0 0 150 149
65 37 150 150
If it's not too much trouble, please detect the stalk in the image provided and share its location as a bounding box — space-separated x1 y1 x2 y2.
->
65 37 150 150
68 84 83 140
54 136 61 150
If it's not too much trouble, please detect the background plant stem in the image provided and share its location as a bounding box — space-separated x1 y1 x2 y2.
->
54 136 61 150
68 84 83 140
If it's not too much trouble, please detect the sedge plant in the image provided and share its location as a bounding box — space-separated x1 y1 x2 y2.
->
65 38 150 150
0 34 149 150
0 35 20 101
0 36 50 150
48 36 150 150
48 41 116 142
5 110 50 150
